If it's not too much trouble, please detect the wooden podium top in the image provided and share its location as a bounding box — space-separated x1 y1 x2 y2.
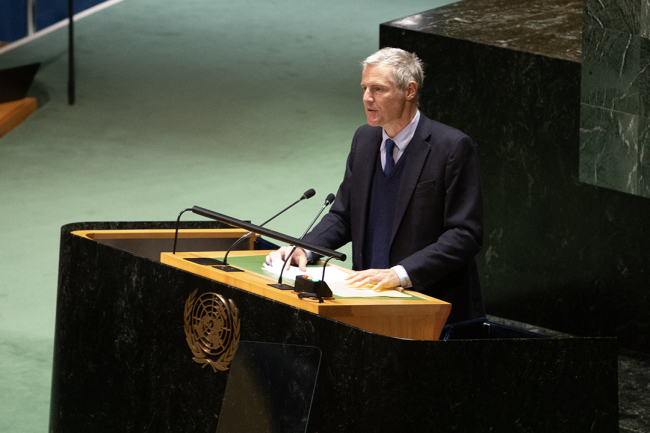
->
72 228 451 340
162 250 451 340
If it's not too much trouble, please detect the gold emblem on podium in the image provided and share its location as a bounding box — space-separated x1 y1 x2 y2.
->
184 289 240 372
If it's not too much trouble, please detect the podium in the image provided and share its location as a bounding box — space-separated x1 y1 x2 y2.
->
50 221 618 432
161 250 451 341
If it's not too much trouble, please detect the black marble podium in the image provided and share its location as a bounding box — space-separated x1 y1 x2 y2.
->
50 222 617 432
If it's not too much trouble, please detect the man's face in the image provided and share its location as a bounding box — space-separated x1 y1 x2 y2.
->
361 63 407 135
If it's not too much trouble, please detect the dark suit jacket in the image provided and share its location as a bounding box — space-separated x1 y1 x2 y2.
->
303 113 485 323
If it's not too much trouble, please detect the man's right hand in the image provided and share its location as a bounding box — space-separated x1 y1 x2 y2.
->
265 246 308 271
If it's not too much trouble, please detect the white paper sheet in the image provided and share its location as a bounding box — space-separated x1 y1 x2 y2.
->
327 282 412 298
262 262 350 282
262 263 411 298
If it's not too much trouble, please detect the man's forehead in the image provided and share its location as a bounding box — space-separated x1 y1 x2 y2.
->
361 64 395 86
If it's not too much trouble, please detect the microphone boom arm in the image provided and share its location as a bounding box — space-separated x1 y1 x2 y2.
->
191 206 346 262
220 192 312 266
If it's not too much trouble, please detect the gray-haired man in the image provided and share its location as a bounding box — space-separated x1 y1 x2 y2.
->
267 47 484 323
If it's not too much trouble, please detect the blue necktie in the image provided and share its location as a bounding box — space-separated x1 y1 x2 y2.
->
384 139 395 175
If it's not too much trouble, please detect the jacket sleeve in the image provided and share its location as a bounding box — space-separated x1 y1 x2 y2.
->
398 134 483 293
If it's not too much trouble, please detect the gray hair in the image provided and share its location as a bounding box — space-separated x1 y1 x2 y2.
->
362 47 424 105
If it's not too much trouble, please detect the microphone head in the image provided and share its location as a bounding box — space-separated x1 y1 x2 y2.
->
325 193 335 206
302 188 316 200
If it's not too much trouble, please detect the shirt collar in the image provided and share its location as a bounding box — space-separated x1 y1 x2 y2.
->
382 110 420 151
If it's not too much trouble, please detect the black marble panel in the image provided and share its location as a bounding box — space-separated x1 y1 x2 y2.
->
50 222 618 432
639 115 650 196
584 0 650 36
581 0 650 197
381 0 650 354
582 25 650 117
580 104 642 194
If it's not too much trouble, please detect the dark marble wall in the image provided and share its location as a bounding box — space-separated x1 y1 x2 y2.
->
381 0 650 353
581 0 650 197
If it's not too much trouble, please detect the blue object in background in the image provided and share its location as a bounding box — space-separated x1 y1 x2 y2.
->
0 1 28 42
0 0 107 42
35 0 107 32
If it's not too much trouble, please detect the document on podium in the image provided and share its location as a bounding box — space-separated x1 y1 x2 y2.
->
262 262 411 298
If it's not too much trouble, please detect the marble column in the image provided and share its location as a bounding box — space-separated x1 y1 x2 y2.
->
580 0 650 198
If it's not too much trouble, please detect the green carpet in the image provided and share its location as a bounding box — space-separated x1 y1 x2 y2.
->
0 0 452 431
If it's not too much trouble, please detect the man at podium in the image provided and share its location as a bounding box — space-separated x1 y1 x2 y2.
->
267 48 484 324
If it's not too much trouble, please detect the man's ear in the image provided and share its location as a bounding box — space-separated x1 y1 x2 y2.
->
405 81 417 101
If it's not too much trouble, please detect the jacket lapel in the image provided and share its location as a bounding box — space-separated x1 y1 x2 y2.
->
391 117 431 244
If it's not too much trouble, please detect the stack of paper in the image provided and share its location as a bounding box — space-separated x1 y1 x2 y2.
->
262 263 411 298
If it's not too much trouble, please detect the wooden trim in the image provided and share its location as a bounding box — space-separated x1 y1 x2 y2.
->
0 98 37 137
73 228 258 252
162 250 450 340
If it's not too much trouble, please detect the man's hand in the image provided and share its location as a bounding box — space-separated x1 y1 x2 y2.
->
265 246 308 271
345 268 401 291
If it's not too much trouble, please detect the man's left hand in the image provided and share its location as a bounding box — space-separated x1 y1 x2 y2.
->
345 269 401 291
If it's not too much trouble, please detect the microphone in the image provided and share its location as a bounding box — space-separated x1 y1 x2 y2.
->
215 188 316 271
299 193 335 239
269 193 336 290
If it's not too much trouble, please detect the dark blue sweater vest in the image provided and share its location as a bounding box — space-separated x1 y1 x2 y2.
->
363 151 407 269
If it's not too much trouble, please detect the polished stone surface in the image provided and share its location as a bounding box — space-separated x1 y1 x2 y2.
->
579 104 650 195
491 316 650 433
581 27 650 118
380 0 650 357
50 222 618 432
618 348 650 432
581 0 650 197
583 0 650 36
216 341 321 433
387 0 582 62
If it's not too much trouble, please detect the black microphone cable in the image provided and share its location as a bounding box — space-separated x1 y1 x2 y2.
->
173 208 194 254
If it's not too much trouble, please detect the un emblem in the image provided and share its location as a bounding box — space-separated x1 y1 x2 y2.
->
184 289 240 372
